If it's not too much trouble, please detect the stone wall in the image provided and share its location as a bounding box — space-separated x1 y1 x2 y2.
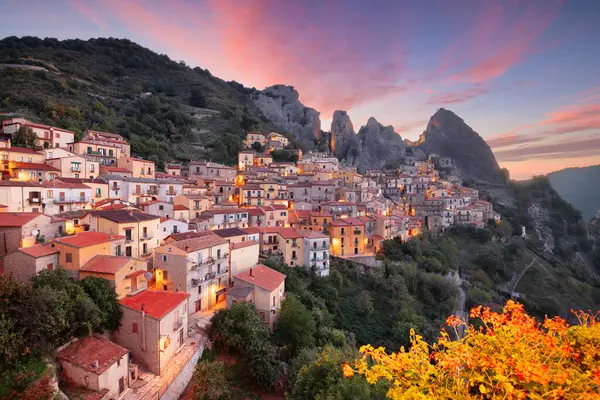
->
160 339 204 400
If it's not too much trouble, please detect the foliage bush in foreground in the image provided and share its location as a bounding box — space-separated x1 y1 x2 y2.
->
344 301 600 399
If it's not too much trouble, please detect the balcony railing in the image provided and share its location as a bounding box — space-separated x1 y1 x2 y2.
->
203 257 215 265
54 196 90 203
354 229 361 235
202 272 216 283
71 166 81 172
215 267 228 277
28 197 41 205
147 189 158 195
112 186 120 191
167 191 177 196
141 250 153 257
141 233 153 240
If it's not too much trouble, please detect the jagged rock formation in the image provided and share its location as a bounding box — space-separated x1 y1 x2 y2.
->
330 112 406 172
252 85 321 146
417 108 504 184
331 110 358 163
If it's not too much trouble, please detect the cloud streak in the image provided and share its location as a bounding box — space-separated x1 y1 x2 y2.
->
494 136 600 162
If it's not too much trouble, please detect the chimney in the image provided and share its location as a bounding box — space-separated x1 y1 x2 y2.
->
91 360 99 368
129 209 133 216
185 244 190 252
249 268 253 276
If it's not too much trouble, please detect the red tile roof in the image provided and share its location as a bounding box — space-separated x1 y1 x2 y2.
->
19 244 59 258
248 208 265 216
235 264 286 292
100 166 131 174
57 335 128 375
298 229 328 239
7 146 40 154
40 180 90 189
231 240 259 250
173 205 189 211
168 234 228 252
120 290 189 319
278 227 302 239
0 181 42 187
0 212 43 227
55 231 124 248
80 255 132 274
13 162 59 171
126 270 147 279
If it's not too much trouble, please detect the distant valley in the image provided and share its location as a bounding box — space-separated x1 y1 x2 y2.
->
547 165 600 220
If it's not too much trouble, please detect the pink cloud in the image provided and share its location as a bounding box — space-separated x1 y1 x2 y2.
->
69 0 109 30
435 1 562 85
424 86 490 106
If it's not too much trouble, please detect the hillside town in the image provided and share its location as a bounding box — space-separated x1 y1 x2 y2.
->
0 119 500 399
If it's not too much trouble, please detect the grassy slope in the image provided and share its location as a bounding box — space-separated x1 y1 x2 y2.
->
0 36 278 166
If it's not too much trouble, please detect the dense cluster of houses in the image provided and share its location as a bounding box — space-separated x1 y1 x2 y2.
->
0 119 499 399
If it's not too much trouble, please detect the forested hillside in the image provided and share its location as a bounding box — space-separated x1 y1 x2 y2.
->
548 165 600 220
0 36 280 167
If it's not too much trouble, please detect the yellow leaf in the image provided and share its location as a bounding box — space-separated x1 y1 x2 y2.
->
479 384 488 394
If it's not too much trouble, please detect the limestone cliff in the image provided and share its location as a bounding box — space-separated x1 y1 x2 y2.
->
417 108 504 184
252 85 321 146
331 110 358 163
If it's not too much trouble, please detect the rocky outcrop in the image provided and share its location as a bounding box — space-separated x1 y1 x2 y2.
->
253 85 321 146
331 110 358 163
417 108 504 184
356 118 407 172
331 113 406 172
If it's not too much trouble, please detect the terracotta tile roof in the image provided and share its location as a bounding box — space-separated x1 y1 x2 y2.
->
231 240 259 250
248 208 265 216
0 181 41 187
293 210 311 218
159 217 169 223
120 290 189 319
272 204 288 210
55 231 124 248
19 245 59 258
97 204 129 211
235 264 286 292
80 255 132 274
7 146 40 154
100 166 130 174
168 234 228 252
278 227 302 239
255 226 284 234
90 210 159 223
57 336 128 375
0 212 43 227
344 217 367 226
213 228 247 238
181 193 209 200
57 177 107 185
166 231 213 242
13 162 60 171
173 205 189 211
126 270 146 279
309 211 332 217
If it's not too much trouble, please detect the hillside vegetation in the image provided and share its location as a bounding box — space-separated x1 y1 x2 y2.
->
548 165 600 220
0 36 280 167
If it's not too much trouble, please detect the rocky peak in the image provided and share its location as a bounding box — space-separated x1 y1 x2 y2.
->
331 110 357 161
417 108 503 184
253 85 321 146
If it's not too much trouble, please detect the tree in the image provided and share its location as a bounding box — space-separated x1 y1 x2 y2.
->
439 237 460 270
251 141 264 152
344 301 600 399
289 345 385 400
274 294 316 356
80 276 122 332
210 302 279 391
190 89 206 108
191 360 234 400
11 126 40 149
496 220 512 239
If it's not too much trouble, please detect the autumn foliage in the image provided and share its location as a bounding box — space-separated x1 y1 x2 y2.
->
343 301 600 399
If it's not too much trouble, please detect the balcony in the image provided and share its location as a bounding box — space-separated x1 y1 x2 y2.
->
28 196 42 205
54 196 90 203
215 267 228 277
291 242 298 248
141 250 153 257
140 233 153 240
125 237 134 243
203 257 215 266
147 189 158 195
71 166 82 172
173 316 184 331
112 186 120 191
202 272 216 283
95 193 102 198
167 191 177 196
354 229 362 235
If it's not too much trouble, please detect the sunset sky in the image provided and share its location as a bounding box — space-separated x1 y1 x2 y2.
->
2 0 599 179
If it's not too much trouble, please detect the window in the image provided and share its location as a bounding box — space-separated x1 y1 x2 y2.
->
163 271 168 280
116 245 122 256
159 205 164 211
87 146 92 153
162 254 168 262
47 190 53 197
125 229 132 241
273 296 276 306
109 149 113 157
66 253 73 262
126 246 132 257
217 249 221 259
27 157 32 162
142 243 148 255
132 322 138 333
341 228 345 235
46 263 54 271
90 164 95 172
95 188 101 197
29 172 35 180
